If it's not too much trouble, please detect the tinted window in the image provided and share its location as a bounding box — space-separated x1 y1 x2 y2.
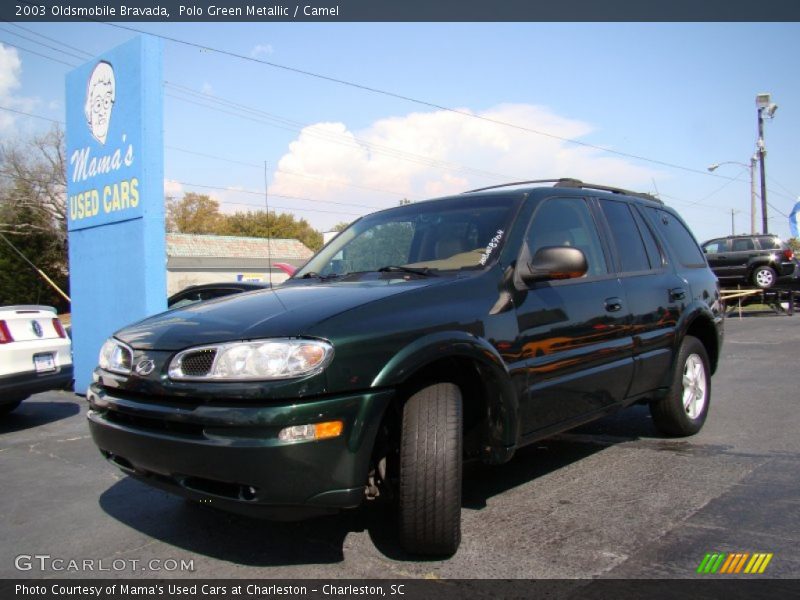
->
731 238 755 252
703 240 729 254
599 199 650 272
757 236 782 250
527 197 607 277
297 195 521 277
646 208 705 267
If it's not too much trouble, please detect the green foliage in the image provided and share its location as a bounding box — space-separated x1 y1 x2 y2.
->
0 201 69 312
167 192 324 251
166 193 222 234
788 237 800 254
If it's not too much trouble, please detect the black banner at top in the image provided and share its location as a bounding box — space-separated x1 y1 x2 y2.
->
3 0 800 22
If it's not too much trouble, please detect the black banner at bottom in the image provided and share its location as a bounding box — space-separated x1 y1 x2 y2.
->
2 579 798 600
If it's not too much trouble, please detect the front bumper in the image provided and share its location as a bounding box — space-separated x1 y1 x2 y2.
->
86 384 394 518
0 366 73 404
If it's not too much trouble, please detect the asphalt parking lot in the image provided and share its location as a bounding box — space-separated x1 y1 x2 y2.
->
1 314 799 580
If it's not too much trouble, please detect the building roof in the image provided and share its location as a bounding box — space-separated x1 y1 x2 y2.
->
166 233 313 261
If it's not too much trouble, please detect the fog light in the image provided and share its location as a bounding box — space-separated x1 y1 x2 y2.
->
278 420 344 442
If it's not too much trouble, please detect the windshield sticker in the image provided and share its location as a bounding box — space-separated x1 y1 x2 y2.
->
480 230 505 265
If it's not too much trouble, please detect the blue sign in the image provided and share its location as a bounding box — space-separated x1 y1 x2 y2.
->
790 200 800 239
66 36 165 393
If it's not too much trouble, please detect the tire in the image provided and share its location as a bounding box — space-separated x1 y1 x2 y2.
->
0 399 23 416
398 382 462 556
752 265 777 289
650 335 710 437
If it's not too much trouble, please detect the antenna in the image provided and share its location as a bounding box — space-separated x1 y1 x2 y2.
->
264 161 274 283
263 162 286 309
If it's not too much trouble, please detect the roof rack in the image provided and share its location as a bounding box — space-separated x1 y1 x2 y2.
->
463 178 663 204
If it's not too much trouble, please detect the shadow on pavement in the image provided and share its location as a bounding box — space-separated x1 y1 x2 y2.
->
98 405 658 565
0 398 81 434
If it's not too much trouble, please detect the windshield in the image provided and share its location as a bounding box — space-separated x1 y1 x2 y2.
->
296 194 522 278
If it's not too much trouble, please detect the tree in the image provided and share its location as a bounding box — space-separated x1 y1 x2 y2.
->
0 126 69 311
219 210 323 251
332 221 351 232
166 193 223 234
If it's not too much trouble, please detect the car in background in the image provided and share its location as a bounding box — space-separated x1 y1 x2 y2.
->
701 234 795 289
167 282 268 309
0 305 73 415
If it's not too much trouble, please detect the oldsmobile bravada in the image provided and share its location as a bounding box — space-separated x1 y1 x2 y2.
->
87 179 723 555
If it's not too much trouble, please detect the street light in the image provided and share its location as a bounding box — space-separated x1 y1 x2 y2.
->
707 157 758 234
756 92 778 234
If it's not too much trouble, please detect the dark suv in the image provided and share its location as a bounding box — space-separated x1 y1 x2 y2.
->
86 179 723 556
701 234 795 289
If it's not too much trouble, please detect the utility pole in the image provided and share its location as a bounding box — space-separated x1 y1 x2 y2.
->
749 154 758 235
756 93 778 234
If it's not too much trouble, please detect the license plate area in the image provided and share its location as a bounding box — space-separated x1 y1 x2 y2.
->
34 353 56 373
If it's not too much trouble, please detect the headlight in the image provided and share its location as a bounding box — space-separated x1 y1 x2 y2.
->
98 338 133 374
168 339 333 381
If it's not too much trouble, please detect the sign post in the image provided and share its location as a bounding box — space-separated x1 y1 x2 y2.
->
66 36 165 393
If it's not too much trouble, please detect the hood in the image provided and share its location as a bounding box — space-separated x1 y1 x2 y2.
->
115 279 441 350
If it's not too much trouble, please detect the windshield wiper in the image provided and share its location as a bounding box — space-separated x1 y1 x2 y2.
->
377 265 438 277
299 272 342 281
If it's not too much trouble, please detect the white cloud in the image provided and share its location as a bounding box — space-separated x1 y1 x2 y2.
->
164 179 184 199
250 44 274 58
0 43 40 131
271 103 660 230
201 81 214 95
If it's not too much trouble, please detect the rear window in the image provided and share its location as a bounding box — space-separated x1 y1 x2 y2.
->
757 236 782 250
645 208 706 268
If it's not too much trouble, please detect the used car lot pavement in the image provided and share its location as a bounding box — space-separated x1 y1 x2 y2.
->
1 316 798 579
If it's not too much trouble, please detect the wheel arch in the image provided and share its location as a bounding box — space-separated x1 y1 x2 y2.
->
679 309 720 375
371 331 519 464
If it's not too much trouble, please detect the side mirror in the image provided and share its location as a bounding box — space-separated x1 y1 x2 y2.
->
520 246 588 285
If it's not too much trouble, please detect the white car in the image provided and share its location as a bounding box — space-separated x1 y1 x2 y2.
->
0 305 73 415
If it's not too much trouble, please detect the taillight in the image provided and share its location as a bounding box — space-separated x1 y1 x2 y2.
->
0 320 13 344
783 248 794 261
52 318 67 338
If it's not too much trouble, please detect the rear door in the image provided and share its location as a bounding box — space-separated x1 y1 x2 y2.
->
513 196 634 435
728 237 758 280
596 199 684 399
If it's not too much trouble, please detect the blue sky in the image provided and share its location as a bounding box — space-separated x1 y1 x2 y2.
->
1 22 799 240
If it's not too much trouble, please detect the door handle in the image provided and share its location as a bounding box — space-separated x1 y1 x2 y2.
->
604 297 623 312
669 287 687 302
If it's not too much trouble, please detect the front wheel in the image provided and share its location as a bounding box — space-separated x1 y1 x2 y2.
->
752 265 777 289
398 382 462 556
650 335 710 437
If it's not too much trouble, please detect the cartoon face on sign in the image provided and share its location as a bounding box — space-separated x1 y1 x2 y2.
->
84 61 115 145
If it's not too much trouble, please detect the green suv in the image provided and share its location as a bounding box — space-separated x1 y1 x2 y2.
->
87 179 723 555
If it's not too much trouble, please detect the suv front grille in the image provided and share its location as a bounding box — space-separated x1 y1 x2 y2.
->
179 349 217 376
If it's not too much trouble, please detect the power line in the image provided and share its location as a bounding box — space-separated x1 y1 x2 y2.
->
99 21 748 180
0 26 92 62
0 105 63 124
0 38 78 68
174 180 385 210
165 88 515 183
0 20 94 58
166 144 410 198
